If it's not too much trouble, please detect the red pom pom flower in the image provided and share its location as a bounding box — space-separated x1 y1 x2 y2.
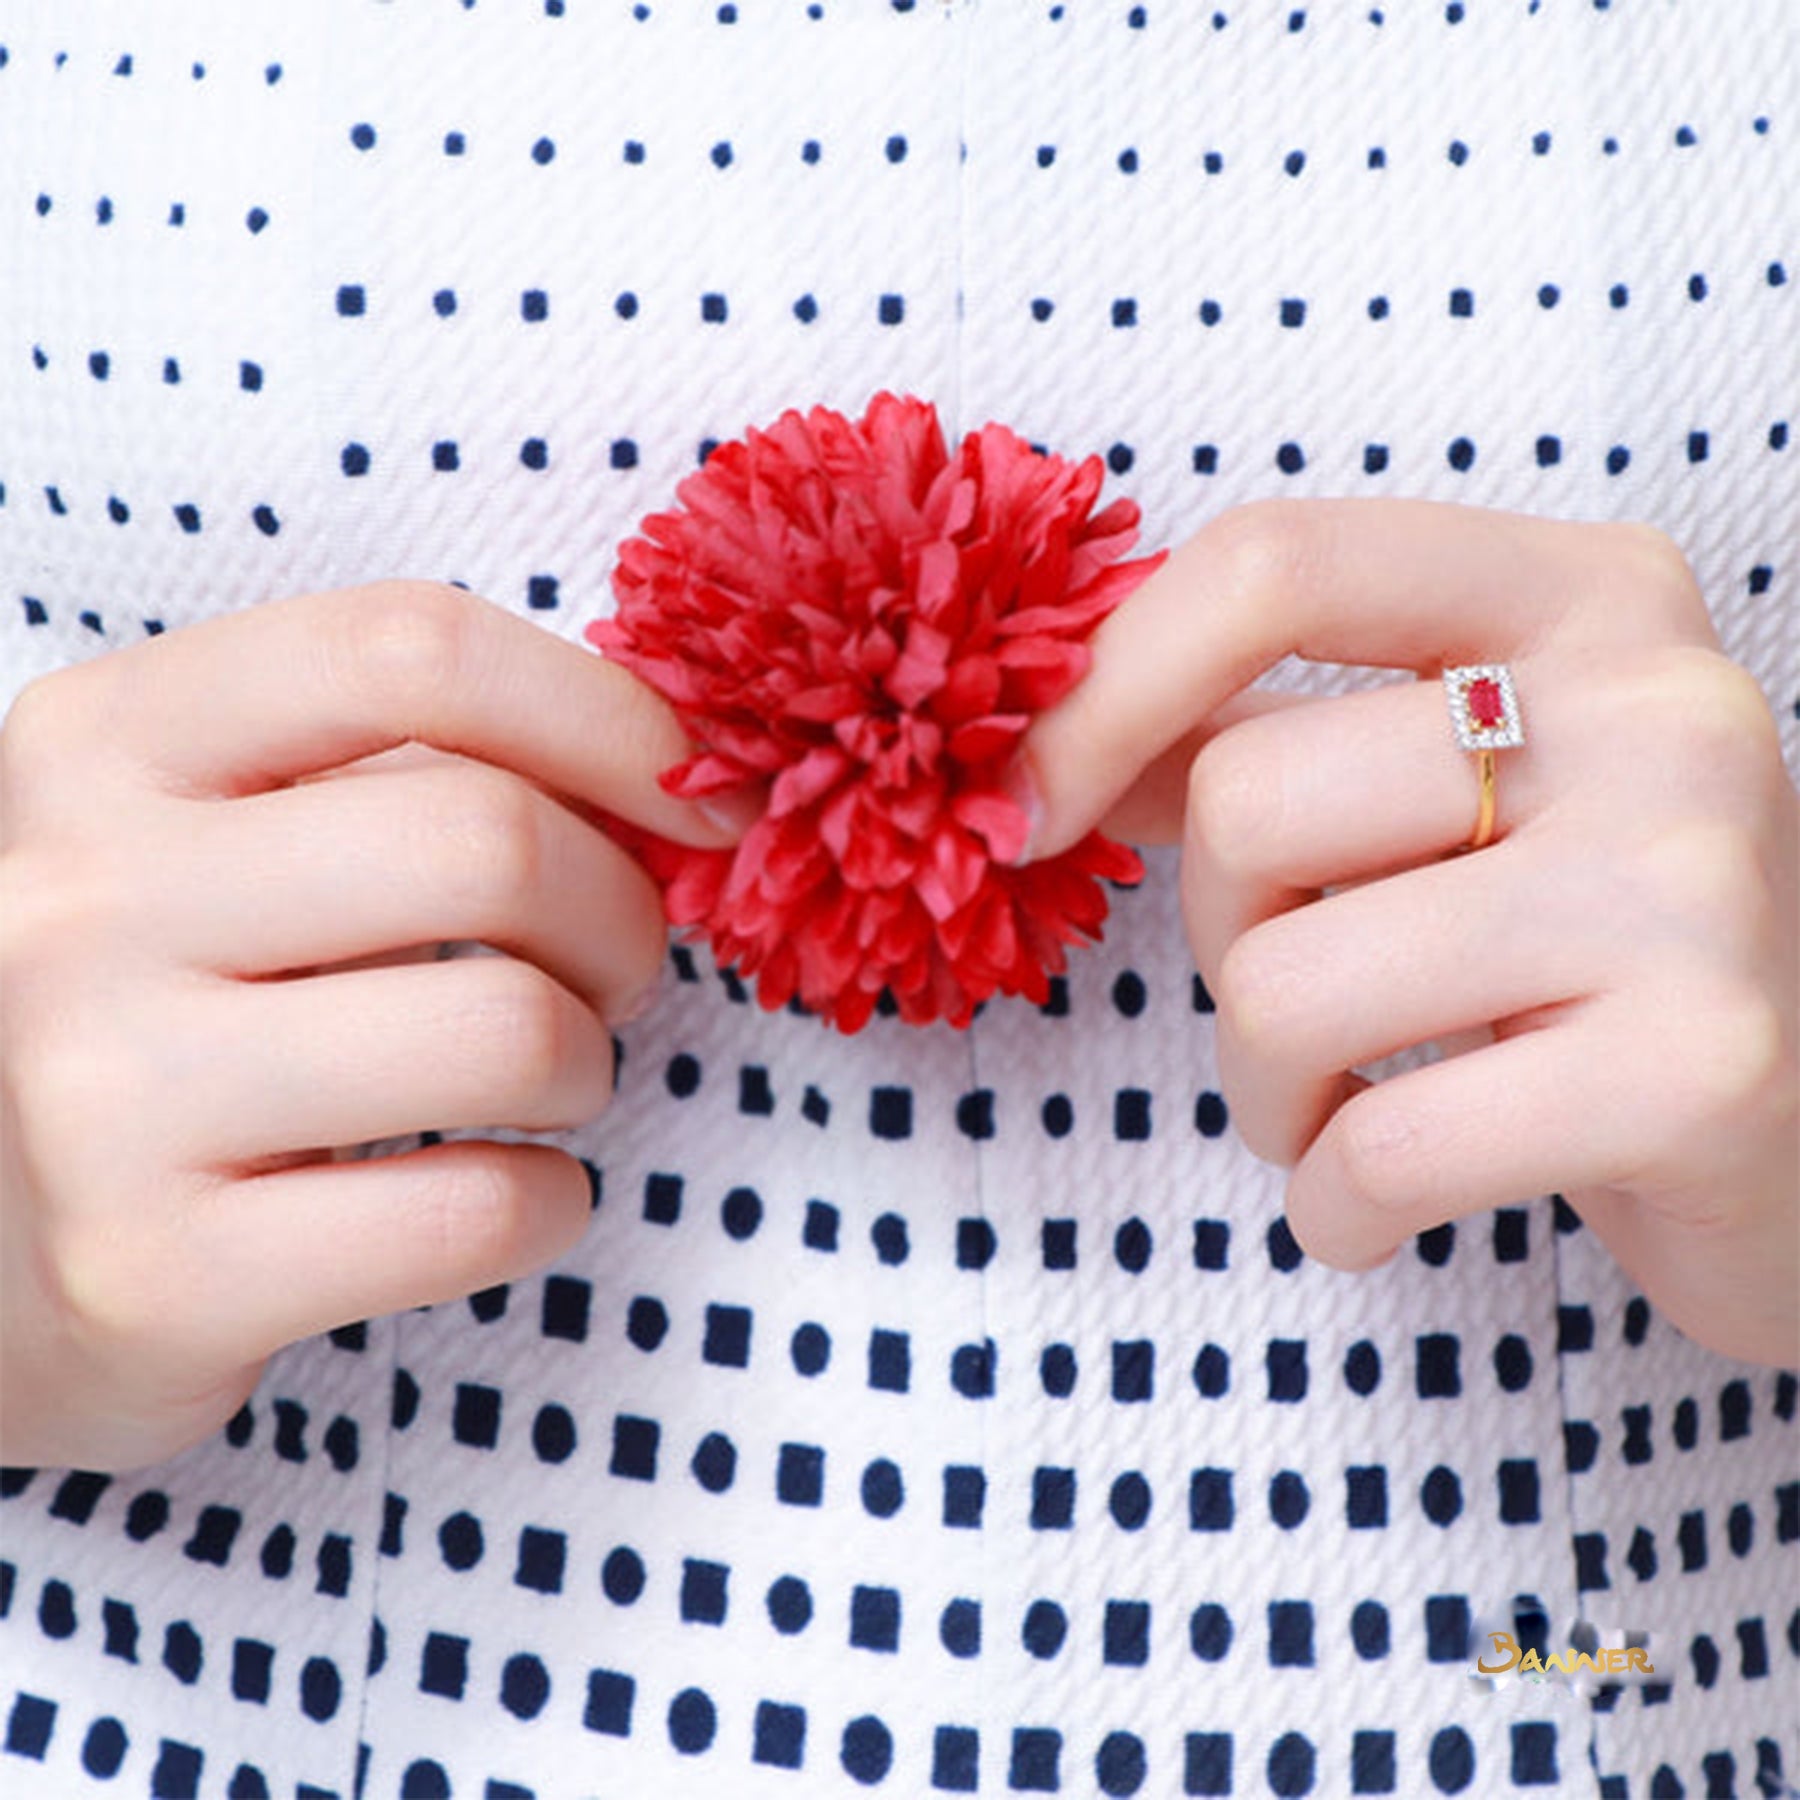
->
587 392 1165 1032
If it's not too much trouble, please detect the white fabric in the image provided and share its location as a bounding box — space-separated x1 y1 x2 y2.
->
0 4 1795 1797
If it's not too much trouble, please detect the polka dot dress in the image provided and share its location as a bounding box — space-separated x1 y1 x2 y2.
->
1 4 1795 1797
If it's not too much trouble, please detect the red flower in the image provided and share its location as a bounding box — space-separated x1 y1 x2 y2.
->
587 392 1165 1032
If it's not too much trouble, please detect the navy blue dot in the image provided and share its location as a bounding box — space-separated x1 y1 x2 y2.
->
521 288 549 322
88 349 110 379
794 293 819 323
1041 1343 1077 1397
500 1652 549 1721
1110 1471 1151 1530
1421 1464 1464 1525
626 1296 668 1351
1429 1727 1475 1793
1368 145 1387 168
252 504 280 536
1532 130 1552 154
531 136 556 165
1031 297 1054 321
1277 442 1305 474
842 1716 894 1785
1284 149 1306 177
1097 1731 1146 1796
1351 1598 1390 1659
431 440 459 472
767 1575 813 1633
1536 434 1562 467
1447 437 1477 471
1268 1470 1310 1528
872 1212 909 1264
690 1431 737 1493
1368 294 1390 319
1022 1599 1067 1658
1113 1218 1152 1271
861 1458 904 1517
1107 442 1134 474
601 1548 644 1605
336 285 365 317
1268 1732 1317 1796
520 437 548 470
1688 272 1709 301
1447 139 1469 165
1041 1093 1074 1135
1192 1343 1230 1398
532 1403 575 1463
1606 444 1631 475
722 1186 762 1239
1191 1602 1233 1661
81 1717 128 1778
610 438 639 470
791 1322 831 1375
886 134 908 162
444 131 466 155
668 1687 717 1754
940 1598 981 1658
711 140 733 169
245 206 269 234
438 1511 483 1570
878 293 904 325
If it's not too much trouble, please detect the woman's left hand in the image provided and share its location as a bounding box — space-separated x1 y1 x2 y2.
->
1013 500 1799 1366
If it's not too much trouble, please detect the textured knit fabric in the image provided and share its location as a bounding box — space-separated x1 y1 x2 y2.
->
1 4 1796 1798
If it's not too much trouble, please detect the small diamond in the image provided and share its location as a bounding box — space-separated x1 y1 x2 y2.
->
1444 664 1523 750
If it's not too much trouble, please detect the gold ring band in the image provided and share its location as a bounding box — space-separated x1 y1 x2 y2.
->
1444 664 1524 852
1471 748 1498 850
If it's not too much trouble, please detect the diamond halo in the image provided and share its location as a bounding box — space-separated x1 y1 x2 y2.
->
1443 663 1524 752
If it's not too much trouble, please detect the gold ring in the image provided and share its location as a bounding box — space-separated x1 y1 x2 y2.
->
1443 664 1524 851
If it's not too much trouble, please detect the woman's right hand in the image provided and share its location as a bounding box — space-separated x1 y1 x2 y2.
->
0 581 739 1472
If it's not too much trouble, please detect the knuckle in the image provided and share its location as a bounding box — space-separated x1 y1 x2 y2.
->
418 1150 546 1282
425 769 546 924
1668 652 1783 778
464 962 610 1119
1633 815 1786 972
1203 500 1315 615
474 961 574 1092
2 674 70 767
1595 523 1704 623
1214 923 1307 1057
1185 734 1278 877
332 581 476 719
1330 1092 1420 1214
1685 986 1794 1128
47 1214 167 1347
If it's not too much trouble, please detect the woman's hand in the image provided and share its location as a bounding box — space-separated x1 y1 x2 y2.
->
1016 501 1799 1366
0 581 740 1471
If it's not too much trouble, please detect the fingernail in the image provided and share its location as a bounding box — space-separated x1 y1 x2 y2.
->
697 789 763 839
614 982 659 1026
1000 756 1044 865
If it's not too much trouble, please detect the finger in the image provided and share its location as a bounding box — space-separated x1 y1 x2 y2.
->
68 581 742 845
155 755 667 1019
1021 502 1714 860
190 1142 592 1357
170 957 617 1163
1282 1008 1656 1269
1097 688 1310 846
1208 842 1604 1164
